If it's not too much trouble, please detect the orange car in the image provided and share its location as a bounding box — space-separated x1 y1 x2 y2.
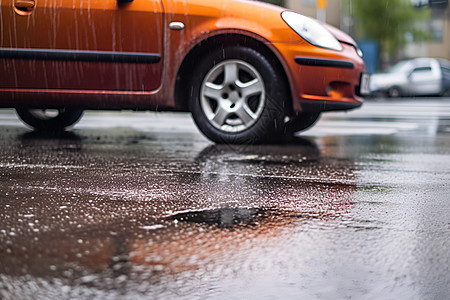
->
0 0 367 143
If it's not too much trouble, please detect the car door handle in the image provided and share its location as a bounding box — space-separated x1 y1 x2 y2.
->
14 0 35 14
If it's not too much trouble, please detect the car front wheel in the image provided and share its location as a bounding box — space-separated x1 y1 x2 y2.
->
15 108 84 131
189 46 288 144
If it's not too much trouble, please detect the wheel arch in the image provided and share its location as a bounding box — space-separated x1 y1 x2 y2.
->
174 34 293 114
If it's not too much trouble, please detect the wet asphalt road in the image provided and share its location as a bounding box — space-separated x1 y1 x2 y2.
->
1 98 450 300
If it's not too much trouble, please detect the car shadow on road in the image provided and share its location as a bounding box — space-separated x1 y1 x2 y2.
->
17 130 83 151
196 136 320 165
19 129 82 141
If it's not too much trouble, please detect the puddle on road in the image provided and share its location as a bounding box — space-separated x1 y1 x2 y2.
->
166 207 267 228
165 207 338 229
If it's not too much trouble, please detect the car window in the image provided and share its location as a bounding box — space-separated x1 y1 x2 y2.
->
412 66 432 73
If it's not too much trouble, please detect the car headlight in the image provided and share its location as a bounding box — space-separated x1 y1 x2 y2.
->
356 46 363 58
281 11 342 51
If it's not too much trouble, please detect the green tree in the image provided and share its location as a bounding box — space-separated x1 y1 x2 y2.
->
352 0 430 60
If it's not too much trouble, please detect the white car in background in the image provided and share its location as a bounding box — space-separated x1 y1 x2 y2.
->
370 58 450 97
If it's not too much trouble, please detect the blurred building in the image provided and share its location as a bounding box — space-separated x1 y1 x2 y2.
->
407 0 450 60
284 0 343 27
282 0 450 71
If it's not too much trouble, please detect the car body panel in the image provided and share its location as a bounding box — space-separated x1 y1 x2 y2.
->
405 60 441 95
441 59 450 94
1 0 164 92
0 0 364 114
370 58 448 97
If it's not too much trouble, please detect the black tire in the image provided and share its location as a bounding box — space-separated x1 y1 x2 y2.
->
189 46 288 144
441 89 450 97
284 112 320 135
388 87 401 98
15 108 84 131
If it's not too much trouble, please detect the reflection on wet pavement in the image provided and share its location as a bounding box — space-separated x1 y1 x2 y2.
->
0 127 359 299
1 101 450 299
167 207 267 227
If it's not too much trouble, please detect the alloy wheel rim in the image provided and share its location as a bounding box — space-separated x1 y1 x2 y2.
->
200 60 266 133
29 109 63 120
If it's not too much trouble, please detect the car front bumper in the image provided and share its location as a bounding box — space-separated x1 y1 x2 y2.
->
274 41 366 113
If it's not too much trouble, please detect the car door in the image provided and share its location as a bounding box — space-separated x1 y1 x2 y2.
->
0 0 164 92
406 62 441 96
